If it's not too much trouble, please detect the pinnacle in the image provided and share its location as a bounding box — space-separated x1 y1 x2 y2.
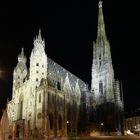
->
38 28 42 40
21 47 24 57
99 0 103 8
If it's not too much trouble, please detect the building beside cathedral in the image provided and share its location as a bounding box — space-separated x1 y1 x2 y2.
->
5 1 124 139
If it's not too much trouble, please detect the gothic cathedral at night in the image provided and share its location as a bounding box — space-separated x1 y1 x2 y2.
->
4 1 124 139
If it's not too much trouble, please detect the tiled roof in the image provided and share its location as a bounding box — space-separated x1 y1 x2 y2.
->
48 57 87 91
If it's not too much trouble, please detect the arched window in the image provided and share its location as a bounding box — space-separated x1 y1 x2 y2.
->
99 81 103 95
48 92 50 104
18 95 23 119
58 115 62 130
99 54 101 67
39 94 41 103
49 113 53 129
57 82 61 90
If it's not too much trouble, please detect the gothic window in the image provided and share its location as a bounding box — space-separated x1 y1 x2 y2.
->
51 95 53 104
36 71 39 74
99 81 103 95
39 94 41 103
49 113 53 129
36 78 38 82
48 92 50 104
37 112 42 119
58 115 62 130
42 65 44 68
36 63 39 66
18 98 23 119
28 120 30 131
99 54 101 67
57 82 61 90
18 76 20 79
42 72 44 75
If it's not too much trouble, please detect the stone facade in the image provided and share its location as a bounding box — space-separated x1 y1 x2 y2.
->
6 1 124 139
91 1 124 133
7 30 85 139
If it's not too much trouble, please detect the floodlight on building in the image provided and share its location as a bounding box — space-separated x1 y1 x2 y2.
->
101 123 103 126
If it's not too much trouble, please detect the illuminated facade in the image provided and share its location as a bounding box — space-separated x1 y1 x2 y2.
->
7 30 85 138
91 1 124 132
6 0 124 139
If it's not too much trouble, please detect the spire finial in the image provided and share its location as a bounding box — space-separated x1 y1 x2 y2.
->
97 0 107 40
18 47 26 62
38 28 42 40
99 0 103 8
21 47 24 57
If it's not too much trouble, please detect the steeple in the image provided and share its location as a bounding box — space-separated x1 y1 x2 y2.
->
97 0 107 40
34 29 45 48
18 47 26 63
37 29 42 40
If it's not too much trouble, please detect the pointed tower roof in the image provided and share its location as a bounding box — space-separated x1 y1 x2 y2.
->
18 47 26 62
34 28 45 48
97 0 107 40
20 47 24 58
37 28 42 40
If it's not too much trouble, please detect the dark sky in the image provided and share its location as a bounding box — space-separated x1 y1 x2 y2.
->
0 0 139 116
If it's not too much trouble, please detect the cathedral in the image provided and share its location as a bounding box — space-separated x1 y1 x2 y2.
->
4 0 124 139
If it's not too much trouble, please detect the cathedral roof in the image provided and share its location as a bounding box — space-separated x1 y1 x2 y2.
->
47 58 87 91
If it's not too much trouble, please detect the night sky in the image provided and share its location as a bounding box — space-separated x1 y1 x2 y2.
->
0 0 139 117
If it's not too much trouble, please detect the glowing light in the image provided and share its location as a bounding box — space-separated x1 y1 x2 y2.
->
67 121 69 124
101 123 103 126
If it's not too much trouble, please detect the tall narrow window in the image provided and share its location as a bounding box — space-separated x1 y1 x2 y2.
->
99 54 101 67
99 81 103 95
48 92 50 104
49 113 53 129
58 115 62 130
57 82 61 90
39 94 41 103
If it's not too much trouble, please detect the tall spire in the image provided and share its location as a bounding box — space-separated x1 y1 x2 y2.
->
21 47 24 58
37 28 42 40
97 0 107 40
34 28 45 48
